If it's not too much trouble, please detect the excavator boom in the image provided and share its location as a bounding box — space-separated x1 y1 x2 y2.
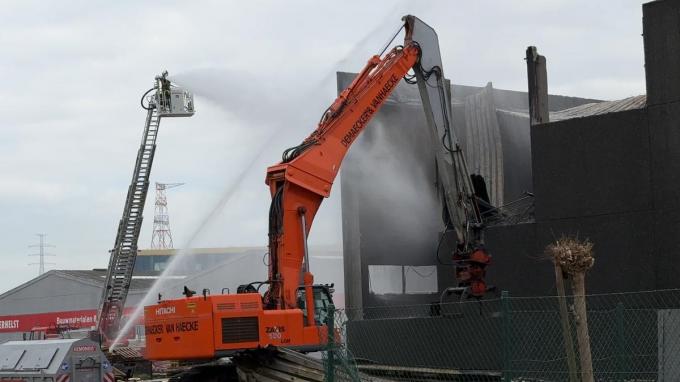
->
263 41 420 312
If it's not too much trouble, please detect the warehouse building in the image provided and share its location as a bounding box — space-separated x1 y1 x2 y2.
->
0 270 151 343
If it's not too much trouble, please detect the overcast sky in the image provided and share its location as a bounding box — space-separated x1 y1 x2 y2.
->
0 0 648 294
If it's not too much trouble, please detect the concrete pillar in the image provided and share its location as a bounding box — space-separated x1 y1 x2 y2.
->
526 46 549 125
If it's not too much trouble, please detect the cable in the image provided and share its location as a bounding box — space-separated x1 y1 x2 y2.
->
140 88 155 110
318 106 334 125
282 139 318 163
403 42 422 84
268 187 284 234
378 24 405 57
441 128 455 153
404 72 418 84
267 187 284 281
436 226 455 266
406 266 436 278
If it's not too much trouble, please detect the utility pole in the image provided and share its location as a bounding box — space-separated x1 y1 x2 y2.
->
150 182 184 249
28 233 55 275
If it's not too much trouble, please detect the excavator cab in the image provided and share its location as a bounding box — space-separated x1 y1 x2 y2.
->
296 285 335 326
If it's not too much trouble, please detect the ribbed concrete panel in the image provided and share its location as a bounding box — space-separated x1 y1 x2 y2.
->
461 84 504 206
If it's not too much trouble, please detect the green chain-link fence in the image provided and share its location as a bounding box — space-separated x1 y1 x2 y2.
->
324 289 680 381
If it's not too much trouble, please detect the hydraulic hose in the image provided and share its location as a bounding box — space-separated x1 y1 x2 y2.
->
140 88 155 110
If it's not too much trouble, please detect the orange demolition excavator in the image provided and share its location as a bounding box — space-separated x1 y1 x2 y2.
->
144 15 488 360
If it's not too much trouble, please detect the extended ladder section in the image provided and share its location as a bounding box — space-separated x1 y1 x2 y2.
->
96 72 194 344
97 107 159 342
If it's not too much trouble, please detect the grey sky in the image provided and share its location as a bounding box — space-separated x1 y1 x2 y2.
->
0 0 647 293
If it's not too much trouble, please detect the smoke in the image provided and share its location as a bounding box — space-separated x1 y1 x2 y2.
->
170 68 296 127
349 105 443 259
157 0 432 251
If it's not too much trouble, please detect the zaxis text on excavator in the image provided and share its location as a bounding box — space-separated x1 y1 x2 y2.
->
144 15 490 361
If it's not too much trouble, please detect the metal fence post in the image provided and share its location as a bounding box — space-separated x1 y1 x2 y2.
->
326 304 336 382
501 290 511 382
615 302 625 382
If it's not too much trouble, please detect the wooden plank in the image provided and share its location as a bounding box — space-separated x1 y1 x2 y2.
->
266 359 325 381
276 349 324 371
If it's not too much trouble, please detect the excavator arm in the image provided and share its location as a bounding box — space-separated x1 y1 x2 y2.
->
144 15 486 361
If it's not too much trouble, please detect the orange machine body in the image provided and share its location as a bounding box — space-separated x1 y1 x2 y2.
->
144 293 328 360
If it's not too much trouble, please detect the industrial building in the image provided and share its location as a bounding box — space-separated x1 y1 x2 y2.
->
340 0 680 376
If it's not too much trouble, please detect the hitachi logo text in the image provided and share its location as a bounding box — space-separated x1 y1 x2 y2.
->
156 306 176 315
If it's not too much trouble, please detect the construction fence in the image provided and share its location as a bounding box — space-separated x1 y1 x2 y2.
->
322 289 680 381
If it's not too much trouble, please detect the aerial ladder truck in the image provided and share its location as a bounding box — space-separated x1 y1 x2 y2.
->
144 15 489 360
95 72 195 347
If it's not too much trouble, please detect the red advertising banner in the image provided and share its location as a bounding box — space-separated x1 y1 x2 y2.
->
0 307 138 333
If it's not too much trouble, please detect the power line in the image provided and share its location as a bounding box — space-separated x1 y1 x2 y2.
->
28 233 55 275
